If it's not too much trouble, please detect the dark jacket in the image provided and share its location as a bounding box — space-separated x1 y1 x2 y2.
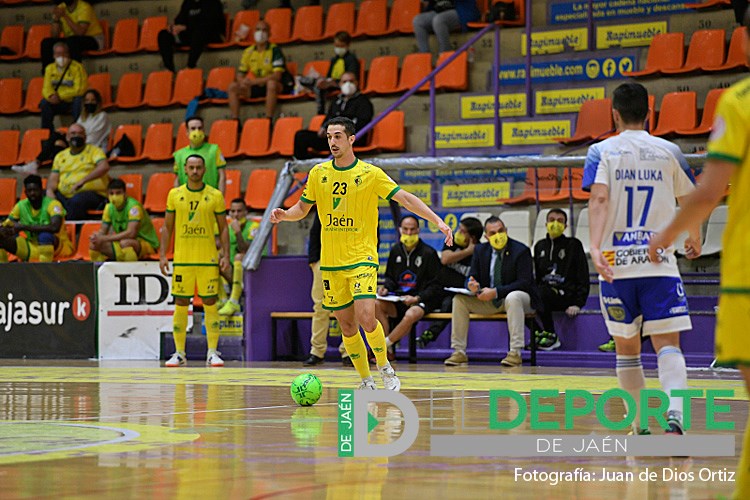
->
533 234 589 307
469 238 542 311
437 242 473 288
323 92 374 135
326 52 360 80
174 0 225 39
382 239 443 309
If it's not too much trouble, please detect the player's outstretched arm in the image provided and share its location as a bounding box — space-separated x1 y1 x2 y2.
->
391 190 453 246
270 200 313 224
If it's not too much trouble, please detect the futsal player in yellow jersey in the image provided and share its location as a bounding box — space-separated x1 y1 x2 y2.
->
160 154 230 368
649 12 750 498
271 117 453 390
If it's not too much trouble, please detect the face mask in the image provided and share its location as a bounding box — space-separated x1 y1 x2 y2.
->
333 47 347 57
254 30 268 44
400 234 419 247
340 81 356 96
69 136 85 148
488 232 508 251
55 56 67 67
108 194 125 207
546 221 565 239
453 231 467 248
189 129 205 146
84 103 97 114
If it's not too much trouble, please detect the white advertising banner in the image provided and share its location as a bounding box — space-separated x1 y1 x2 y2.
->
98 262 191 359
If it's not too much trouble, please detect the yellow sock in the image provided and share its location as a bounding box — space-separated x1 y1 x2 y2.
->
218 278 228 303
365 320 389 367
121 246 138 261
38 244 53 262
343 333 372 379
89 249 108 262
734 416 750 499
15 237 29 261
173 304 189 354
230 261 244 302
204 303 220 351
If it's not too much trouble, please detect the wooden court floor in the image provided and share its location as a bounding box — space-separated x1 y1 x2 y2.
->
0 360 743 499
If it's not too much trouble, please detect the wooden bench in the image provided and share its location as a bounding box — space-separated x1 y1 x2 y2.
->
270 311 538 365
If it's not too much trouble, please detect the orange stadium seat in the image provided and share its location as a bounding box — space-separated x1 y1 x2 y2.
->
140 123 174 161
652 91 697 137
708 26 749 71
363 56 399 94
397 53 431 92
265 8 293 44
144 173 176 213
557 98 613 145
283 172 308 208
354 110 405 152
387 0 420 34
549 168 590 202
435 51 468 91
291 5 324 42
239 118 271 157
322 3 356 40
675 88 725 136
209 119 239 158
0 178 17 216
0 25 25 60
143 70 174 108
137 16 168 52
17 128 49 164
110 124 143 162
224 169 242 208
119 173 143 204
110 18 140 55
300 60 330 85
204 66 235 104
468 0 526 28
0 130 20 167
244 169 277 210
149 217 173 259
353 0 388 37
175 122 189 150
70 222 101 261
170 68 203 106
87 73 113 108
308 114 326 131
231 10 262 47
505 167 559 205
662 29 725 74
22 24 52 60
266 116 303 156
114 72 143 109
623 32 684 77
23 77 44 113
0 78 23 114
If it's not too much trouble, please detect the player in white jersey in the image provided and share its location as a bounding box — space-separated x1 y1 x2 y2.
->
583 82 702 435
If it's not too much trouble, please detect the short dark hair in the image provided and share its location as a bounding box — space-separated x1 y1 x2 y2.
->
547 208 567 224
108 178 126 191
185 115 203 127
399 215 419 227
460 217 483 242
334 31 351 44
230 198 247 207
24 174 43 188
612 82 649 124
327 116 356 136
485 215 504 227
185 154 205 165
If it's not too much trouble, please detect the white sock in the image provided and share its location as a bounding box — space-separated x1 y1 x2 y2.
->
616 354 645 430
657 345 688 418
385 338 393 348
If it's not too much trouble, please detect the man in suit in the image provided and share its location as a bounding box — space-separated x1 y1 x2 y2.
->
444 215 540 367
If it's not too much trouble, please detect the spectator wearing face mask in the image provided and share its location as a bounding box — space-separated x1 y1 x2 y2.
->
40 0 103 74
157 0 225 72
173 116 227 195
40 41 87 132
227 20 294 121
293 72 373 159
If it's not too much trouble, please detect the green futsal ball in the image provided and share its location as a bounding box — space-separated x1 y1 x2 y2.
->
291 373 323 406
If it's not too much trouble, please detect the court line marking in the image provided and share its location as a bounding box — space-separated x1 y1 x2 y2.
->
0 422 139 456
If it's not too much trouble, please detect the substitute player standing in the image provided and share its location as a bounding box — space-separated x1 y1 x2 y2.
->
649 11 750 496
584 82 702 435
160 154 230 367
271 116 453 390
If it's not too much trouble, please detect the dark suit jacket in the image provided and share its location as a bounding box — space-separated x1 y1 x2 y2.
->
468 238 542 312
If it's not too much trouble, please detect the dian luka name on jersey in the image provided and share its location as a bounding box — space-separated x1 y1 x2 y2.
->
582 129 695 279
300 158 400 271
166 184 226 265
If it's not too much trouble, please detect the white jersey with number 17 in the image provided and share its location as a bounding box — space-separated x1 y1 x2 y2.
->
582 129 695 280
